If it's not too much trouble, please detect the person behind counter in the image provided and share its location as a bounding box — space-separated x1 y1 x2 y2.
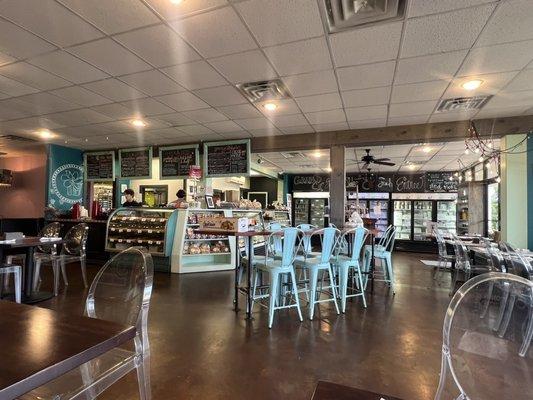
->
122 189 142 207
169 189 188 208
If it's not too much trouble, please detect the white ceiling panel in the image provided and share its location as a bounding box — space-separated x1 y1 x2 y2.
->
330 22 402 67
0 51 16 67
313 122 349 132
0 75 38 97
209 50 277 84
16 92 80 114
90 103 135 120
193 85 247 107
235 0 324 47
120 98 176 116
408 0 495 18
50 86 112 107
0 0 103 47
0 62 71 90
154 113 197 126
59 0 159 35
443 71 518 98
46 109 112 127
282 70 338 97
114 24 201 68
249 127 284 137
182 108 228 123
263 37 332 76
217 104 263 119
502 69 533 93
348 118 388 129
0 19 56 59
118 70 186 96
256 99 300 116
475 105 529 119
305 109 346 125
203 120 243 133
341 87 391 108
429 110 478 123
68 38 152 76
143 0 227 21
389 100 438 118
171 7 257 58
395 50 467 84
1 116 65 133
387 115 429 127
235 117 275 130
401 5 495 58
267 113 308 128
483 90 533 109
345 105 388 121
337 61 395 91
391 80 449 103
82 78 147 102
295 93 343 113
155 92 210 112
161 61 226 90
176 124 215 136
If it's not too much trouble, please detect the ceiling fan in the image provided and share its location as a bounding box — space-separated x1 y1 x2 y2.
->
352 149 396 171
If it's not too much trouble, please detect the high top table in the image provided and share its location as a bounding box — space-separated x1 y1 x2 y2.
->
0 237 65 303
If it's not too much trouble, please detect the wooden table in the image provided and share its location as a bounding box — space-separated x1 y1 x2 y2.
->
0 237 65 303
0 300 136 400
311 381 403 400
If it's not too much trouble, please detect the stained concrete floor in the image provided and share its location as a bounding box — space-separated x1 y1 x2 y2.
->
37 252 451 400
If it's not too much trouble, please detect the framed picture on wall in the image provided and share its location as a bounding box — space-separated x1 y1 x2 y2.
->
205 195 215 209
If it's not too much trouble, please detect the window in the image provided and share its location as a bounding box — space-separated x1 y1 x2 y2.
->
487 182 499 235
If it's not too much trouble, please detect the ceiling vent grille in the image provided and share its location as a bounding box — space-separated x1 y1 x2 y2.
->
281 151 306 159
436 96 492 113
236 79 292 103
320 0 406 33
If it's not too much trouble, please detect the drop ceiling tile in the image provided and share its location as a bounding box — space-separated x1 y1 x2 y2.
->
171 7 257 58
143 0 227 21
154 113 197 126
235 0 324 47
114 24 200 68
248 127 284 137
193 86 246 107
341 87 391 108
235 117 276 130
267 113 308 128
0 0 103 47
389 100 438 117
429 110 478 123
444 71 518 98
147 127 190 139
46 109 112 126
82 79 147 102
90 103 134 120
203 120 243 133
282 70 338 97
503 69 533 92
68 38 152 76
330 22 402 67
305 109 346 125
50 86 112 107
118 70 186 96
176 125 215 135
155 92 210 112
209 50 278 84
0 19 56 59
396 50 467 84
387 115 429 126
120 98 176 116
16 92 80 115
337 61 395 91
0 62 71 90
391 80 449 103
475 0 533 47
408 0 495 17
458 41 533 76
161 61 227 90
181 108 228 123
348 118 387 129
475 105 530 119
0 51 16 66
345 105 388 121
483 90 533 109
0 75 38 97
256 99 301 116
28 51 109 84
59 0 159 34
279 124 314 134
217 104 263 119
401 5 495 58
263 37 332 76
313 122 349 132
0 116 65 132
0 99 38 120
219 131 252 139
295 93 343 113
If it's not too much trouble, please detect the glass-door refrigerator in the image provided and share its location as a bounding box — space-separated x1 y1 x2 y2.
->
294 198 309 226
309 199 327 227
393 200 412 240
368 199 389 238
413 200 433 241
437 200 457 234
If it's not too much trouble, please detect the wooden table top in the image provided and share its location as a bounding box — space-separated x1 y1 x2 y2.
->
0 300 136 399
0 237 65 249
311 381 403 400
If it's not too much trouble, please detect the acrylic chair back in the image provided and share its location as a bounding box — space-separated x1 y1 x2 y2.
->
36 222 61 254
435 230 448 258
451 234 470 272
504 245 533 281
434 273 533 399
85 247 154 349
483 239 505 272
62 223 89 256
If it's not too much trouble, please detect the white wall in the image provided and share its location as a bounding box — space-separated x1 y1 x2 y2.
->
128 158 184 203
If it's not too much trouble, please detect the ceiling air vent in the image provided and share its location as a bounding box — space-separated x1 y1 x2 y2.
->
436 96 492 113
236 79 292 103
281 151 306 159
320 0 407 33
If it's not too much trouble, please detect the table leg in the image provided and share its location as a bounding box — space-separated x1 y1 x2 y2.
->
23 247 53 304
246 236 253 320
370 234 375 293
234 235 239 312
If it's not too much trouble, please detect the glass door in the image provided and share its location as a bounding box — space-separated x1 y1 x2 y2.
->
369 199 389 238
294 198 309 226
310 199 326 227
393 200 412 240
413 201 433 240
437 201 456 234
487 183 499 235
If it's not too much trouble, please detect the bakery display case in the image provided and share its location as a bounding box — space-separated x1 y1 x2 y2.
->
263 209 291 227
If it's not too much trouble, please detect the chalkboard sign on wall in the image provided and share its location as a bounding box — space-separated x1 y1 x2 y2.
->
204 139 250 177
159 145 199 180
84 151 115 181
392 173 426 193
425 172 458 192
119 147 152 179
292 175 331 192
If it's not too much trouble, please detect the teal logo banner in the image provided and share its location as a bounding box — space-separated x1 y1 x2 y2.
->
47 145 84 210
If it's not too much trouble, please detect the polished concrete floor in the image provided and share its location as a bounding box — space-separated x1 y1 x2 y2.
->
38 252 452 400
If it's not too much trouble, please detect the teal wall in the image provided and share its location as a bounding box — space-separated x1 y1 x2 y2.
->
47 144 84 211
528 135 533 250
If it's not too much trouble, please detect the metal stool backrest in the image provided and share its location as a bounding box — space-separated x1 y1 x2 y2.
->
62 223 89 256
268 222 283 256
36 222 61 254
279 227 302 267
337 226 368 262
382 226 396 252
377 224 394 247
296 224 317 254
315 227 340 264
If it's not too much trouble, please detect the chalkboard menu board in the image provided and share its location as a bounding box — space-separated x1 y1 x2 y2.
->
159 145 199 180
119 147 152 179
292 175 330 192
204 140 250 177
425 172 458 192
393 173 426 193
84 151 114 181
346 174 375 192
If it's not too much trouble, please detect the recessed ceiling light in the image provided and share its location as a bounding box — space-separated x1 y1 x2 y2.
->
131 119 147 127
311 151 321 158
263 102 277 111
170 0 184 4
421 146 432 153
462 79 483 91
37 129 53 139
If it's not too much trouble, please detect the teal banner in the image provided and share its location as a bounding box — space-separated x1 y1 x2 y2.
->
47 144 84 210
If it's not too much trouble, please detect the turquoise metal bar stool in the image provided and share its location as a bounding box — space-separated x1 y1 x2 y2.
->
295 227 340 320
333 226 369 312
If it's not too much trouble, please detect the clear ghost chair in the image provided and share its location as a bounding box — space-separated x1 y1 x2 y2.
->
434 229 455 280
21 247 154 400
0 264 21 303
434 273 533 400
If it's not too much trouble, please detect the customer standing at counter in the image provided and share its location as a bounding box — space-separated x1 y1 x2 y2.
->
169 189 188 209
122 189 142 207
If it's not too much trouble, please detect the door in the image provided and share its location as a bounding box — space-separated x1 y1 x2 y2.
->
369 199 389 238
393 200 412 240
413 201 433 240
310 199 326 227
437 200 457 234
294 198 309 226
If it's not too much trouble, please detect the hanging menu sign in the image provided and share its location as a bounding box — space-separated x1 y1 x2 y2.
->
204 139 250 177
345 174 376 192
119 147 152 179
425 172 458 192
292 174 330 192
393 173 426 193
84 151 114 181
159 145 199 180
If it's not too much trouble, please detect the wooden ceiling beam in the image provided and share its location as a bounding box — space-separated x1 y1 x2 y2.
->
251 114 533 153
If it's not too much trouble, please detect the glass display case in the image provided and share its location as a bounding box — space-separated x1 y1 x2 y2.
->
105 208 178 256
393 200 412 240
294 198 309 226
413 201 433 241
232 209 265 251
269 210 291 226
437 201 457 234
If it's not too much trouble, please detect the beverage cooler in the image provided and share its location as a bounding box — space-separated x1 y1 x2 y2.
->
293 194 328 228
